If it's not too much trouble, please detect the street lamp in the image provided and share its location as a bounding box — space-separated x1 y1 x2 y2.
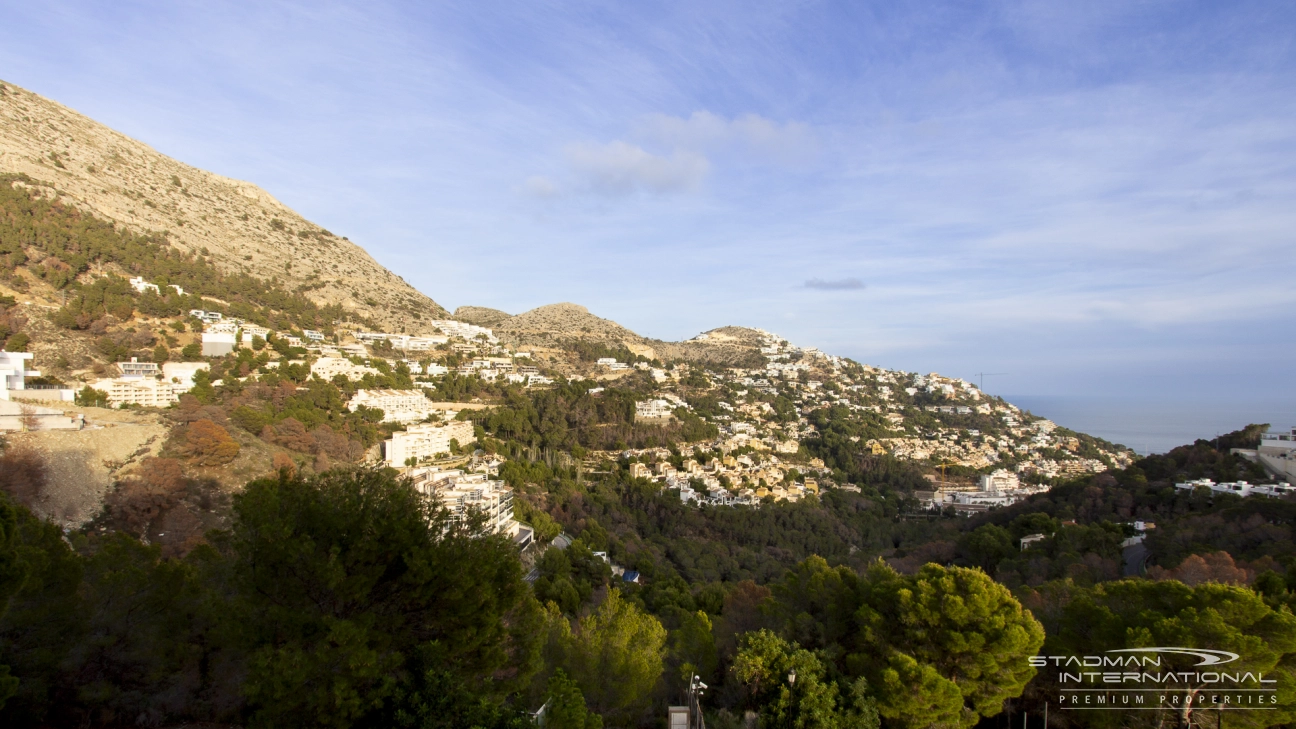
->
788 669 797 686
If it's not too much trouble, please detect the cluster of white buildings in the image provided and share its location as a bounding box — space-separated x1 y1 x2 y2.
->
353 331 448 351
90 358 210 408
617 447 830 507
915 469 1051 514
450 356 550 386
430 320 497 343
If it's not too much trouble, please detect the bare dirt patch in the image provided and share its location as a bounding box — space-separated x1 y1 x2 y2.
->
7 407 168 526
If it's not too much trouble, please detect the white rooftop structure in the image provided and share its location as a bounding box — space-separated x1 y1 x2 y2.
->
118 357 159 377
0 351 37 400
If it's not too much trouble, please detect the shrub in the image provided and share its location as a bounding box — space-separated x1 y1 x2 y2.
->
181 419 240 466
1 332 27 352
0 446 46 508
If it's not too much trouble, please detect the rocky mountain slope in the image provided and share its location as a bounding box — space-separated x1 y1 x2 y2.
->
0 79 446 330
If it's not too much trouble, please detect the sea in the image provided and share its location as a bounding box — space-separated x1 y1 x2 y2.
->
1002 396 1296 456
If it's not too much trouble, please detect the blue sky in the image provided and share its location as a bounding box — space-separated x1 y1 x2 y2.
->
2 0 1294 401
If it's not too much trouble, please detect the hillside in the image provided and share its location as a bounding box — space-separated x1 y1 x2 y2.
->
0 79 446 331
452 305 512 328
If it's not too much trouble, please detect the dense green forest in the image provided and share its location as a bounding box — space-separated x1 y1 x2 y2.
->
5 422 1292 727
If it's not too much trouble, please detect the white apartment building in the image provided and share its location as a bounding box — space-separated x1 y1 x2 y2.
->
407 468 520 539
384 420 475 466
348 388 435 423
91 376 180 408
311 356 379 381
979 469 1021 492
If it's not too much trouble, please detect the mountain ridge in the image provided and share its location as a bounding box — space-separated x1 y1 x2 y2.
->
0 78 447 331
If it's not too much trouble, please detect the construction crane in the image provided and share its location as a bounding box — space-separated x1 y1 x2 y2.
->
973 372 1007 392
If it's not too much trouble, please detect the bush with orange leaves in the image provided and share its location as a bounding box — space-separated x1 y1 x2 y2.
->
181 419 240 466
1147 551 1254 586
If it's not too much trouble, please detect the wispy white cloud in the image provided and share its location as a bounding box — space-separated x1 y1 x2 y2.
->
637 111 817 165
548 111 814 196
521 175 560 198
563 140 709 195
804 277 864 290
